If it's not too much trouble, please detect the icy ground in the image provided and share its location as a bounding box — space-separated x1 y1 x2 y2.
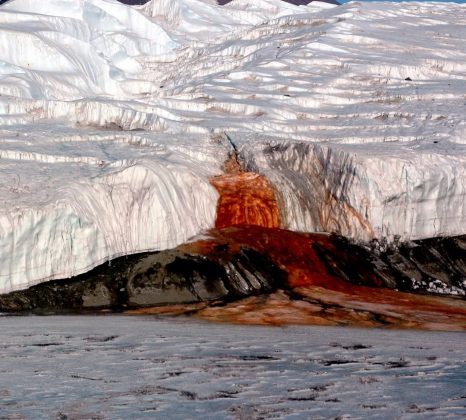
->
1 0 466 292
0 315 465 418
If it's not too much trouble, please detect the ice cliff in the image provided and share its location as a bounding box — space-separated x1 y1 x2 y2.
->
0 0 465 293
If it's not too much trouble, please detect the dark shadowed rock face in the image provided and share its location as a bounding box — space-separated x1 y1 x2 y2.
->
126 247 283 306
0 241 285 314
116 0 150 4
367 236 466 295
0 227 465 317
99 1 342 6
217 0 340 5
0 0 341 9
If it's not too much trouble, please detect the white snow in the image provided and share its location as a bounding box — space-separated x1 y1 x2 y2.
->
0 316 465 418
0 0 466 292
0 124 223 293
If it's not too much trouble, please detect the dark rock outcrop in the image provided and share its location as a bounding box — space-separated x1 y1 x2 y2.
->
367 235 466 295
1 227 465 317
217 1 340 6
0 243 285 314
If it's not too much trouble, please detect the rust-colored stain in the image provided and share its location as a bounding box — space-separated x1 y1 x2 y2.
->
320 190 375 239
210 158 280 229
181 226 372 290
131 163 466 331
193 287 466 331
150 226 466 331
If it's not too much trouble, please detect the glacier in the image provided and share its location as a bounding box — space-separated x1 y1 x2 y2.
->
0 0 465 293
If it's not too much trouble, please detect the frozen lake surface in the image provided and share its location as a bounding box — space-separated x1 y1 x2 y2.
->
0 315 465 419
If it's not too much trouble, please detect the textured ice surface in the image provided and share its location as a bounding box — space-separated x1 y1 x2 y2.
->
0 124 224 293
0 316 465 418
0 0 466 292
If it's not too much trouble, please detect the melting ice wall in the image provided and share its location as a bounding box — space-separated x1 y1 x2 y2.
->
0 0 465 292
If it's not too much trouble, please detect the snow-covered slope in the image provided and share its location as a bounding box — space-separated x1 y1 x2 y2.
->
0 0 465 292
